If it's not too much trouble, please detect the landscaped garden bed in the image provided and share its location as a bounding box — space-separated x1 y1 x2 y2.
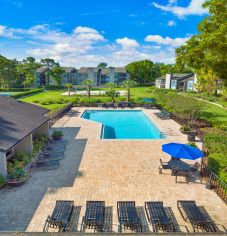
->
6 134 48 187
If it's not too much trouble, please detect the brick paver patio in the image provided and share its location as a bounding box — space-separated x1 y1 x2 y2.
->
26 108 227 233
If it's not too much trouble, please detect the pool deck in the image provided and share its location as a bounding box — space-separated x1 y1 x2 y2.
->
25 107 227 233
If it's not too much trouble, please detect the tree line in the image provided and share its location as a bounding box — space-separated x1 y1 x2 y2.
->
0 56 66 89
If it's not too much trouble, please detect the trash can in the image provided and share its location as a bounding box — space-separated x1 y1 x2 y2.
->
188 132 196 142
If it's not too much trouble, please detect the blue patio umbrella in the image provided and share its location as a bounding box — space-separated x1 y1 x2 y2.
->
162 143 204 160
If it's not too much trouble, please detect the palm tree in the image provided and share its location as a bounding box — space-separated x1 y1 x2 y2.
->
121 80 137 102
83 79 92 99
106 82 118 102
65 83 73 96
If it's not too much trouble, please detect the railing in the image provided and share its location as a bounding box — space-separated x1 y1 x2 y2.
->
202 166 227 203
49 103 73 126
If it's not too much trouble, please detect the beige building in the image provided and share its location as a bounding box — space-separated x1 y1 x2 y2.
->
0 97 50 177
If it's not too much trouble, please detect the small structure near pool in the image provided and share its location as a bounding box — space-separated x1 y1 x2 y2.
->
0 97 50 177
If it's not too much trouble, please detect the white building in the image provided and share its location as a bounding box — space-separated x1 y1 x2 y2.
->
155 73 197 91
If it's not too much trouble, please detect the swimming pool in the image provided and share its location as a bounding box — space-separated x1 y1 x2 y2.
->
82 110 164 140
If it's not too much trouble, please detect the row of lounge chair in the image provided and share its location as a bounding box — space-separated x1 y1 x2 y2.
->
36 139 67 170
155 110 171 119
99 102 134 109
43 200 224 233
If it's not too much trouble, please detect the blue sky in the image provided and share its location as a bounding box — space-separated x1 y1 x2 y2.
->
0 0 208 67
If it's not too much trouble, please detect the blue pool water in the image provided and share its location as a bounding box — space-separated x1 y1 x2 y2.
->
82 110 164 139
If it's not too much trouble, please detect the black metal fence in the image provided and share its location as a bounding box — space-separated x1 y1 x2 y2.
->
204 171 227 203
49 103 73 126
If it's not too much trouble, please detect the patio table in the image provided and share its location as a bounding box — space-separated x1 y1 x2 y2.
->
168 159 191 172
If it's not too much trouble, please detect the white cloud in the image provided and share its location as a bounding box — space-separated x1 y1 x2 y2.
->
0 24 179 66
152 0 208 18
116 37 139 49
145 35 189 47
167 20 176 26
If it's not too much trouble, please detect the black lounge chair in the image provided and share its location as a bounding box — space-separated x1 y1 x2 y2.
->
155 110 171 119
117 201 141 232
45 146 66 152
43 200 74 232
47 141 67 149
36 159 60 170
84 201 105 231
143 103 154 109
106 102 117 109
145 202 177 232
40 152 64 161
177 200 220 232
43 150 65 156
159 159 171 174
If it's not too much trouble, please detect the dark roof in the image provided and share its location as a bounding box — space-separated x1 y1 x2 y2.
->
78 67 99 73
155 73 195 81
172 73 194 81
62 67 77 73
78 67 127 74
37 66 49 73
0 97 50 152
114 67 127 73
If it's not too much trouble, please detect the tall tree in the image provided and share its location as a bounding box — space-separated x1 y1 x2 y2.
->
106 82 118 102
97 63 107 69
176 0 227 94
126 60 161 85
40 58 59 85
17 57 40 88
0 55 19 88
83 79 93 99
65 83 73 96
121 80 137 102
50 66 65 86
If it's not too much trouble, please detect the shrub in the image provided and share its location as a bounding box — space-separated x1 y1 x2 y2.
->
0 174 5 188
13 151 30 166
45 85 64 90
33 134 48 154
52 130 63 138
7 167 27 181
188 142 198 148
180 125 192 134
11 88 44 98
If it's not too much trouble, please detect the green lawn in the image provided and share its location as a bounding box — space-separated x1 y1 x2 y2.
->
20 87 227 127
20 87 153 112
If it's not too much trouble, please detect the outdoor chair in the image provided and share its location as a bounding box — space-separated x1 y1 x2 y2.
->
143 103 154 109
43 149 65 155
36 159 60 170
177 200 221 232
159 159 171 174
84 201 105 231
43 200 74 232
106 102 116 109
174 170 189 183
117 201 142 232
145 201 177 232
45 145 66 152
118 102 127 108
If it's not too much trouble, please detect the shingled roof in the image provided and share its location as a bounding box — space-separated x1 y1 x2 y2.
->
0 97 50 152
61 67 77 73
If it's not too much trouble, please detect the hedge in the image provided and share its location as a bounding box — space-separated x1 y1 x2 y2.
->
0 88 30 92
11 88 44 98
